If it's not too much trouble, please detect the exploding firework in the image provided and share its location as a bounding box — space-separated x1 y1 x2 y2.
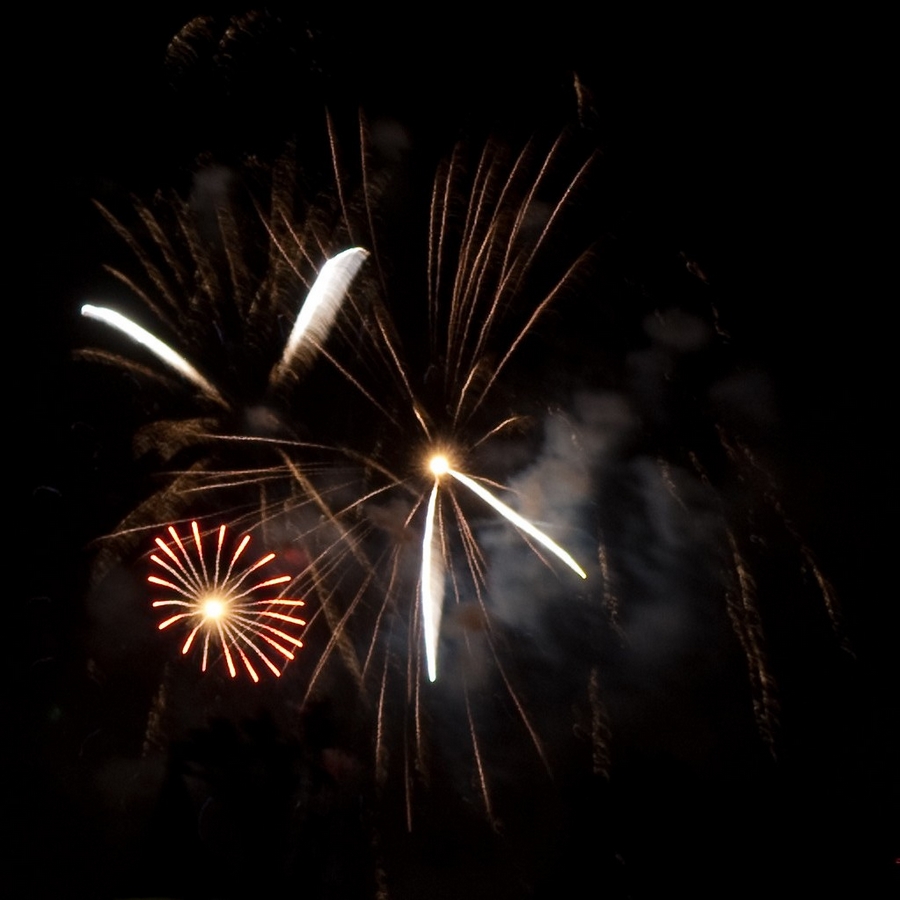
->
51 17 873 900
265 122 612 825
149 520 306 681
77 110 604 820
75 143 381 581
76 91 848 843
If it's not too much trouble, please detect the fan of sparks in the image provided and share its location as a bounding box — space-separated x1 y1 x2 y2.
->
149 521 306 681
420 453 586 682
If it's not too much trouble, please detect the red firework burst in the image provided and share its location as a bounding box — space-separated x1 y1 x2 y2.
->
148 521 306 681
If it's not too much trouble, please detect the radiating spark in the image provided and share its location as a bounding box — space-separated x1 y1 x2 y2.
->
148 521 306 681
80 304 228 408
420 481 444 682
725 528 779 755
447 468 587 579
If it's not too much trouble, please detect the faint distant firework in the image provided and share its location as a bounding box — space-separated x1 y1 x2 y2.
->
149 520 306 681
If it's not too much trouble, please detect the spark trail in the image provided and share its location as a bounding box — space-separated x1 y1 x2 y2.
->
82 246 369 404
81 303 227 407
421 454 586 681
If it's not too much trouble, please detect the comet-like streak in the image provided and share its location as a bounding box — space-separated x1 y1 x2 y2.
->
421 481 445 682
448 469 588 580
270 246 370 383
81 304 228 408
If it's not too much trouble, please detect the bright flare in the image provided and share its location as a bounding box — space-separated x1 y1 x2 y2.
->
80 304 228 407
203 598 225 619
429 454 450 476
448 468 588 580
420 461 587 682
149 521 306 681
271 247 370 382
421 482 445 683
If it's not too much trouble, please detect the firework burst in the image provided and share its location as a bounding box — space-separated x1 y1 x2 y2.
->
149 520 306 681
75 99 847 841
248 121 610 826
75 145 380 583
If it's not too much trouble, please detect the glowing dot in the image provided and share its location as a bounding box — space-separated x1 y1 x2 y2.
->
203 598 225 619
429 454 450 476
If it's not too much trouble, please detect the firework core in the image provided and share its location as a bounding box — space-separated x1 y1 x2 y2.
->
203 598 225 619
429 454 450 476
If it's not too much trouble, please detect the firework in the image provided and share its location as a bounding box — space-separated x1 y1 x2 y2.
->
149 520 306 681
243 122 608 826
420 453 586 682
81 246 368 406
76 102 847 841
76 157 376 577
367 131 596 690
55 21 868 899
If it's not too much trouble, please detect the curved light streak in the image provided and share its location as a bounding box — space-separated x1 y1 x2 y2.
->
271 246 370 382
81 303 228 408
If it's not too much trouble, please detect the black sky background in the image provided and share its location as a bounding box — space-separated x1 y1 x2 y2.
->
17 8 895 899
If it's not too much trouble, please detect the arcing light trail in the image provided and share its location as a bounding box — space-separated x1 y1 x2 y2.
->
149 521 306 681
82 246 369 405
271 247 369 383
81 304 228 408
421 454 587 681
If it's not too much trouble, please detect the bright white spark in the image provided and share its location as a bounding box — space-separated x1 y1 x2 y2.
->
421 481 445 683
81 303 227 407
203 598 225 618
419 461 586 682
449 468 588 580
272 247 369 382
429 454 450 476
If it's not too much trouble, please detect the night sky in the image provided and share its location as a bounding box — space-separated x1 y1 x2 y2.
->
18 9 894 899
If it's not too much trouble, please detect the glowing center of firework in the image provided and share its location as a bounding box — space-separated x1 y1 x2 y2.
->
203 598 225 619
429 454 450 476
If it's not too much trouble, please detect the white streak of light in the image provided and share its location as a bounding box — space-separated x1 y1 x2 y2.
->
421 481 445 682
273 247 369 381
449 468 587 580
81 304 227 407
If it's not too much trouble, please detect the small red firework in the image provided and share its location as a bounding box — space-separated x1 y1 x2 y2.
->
148 521 306 681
